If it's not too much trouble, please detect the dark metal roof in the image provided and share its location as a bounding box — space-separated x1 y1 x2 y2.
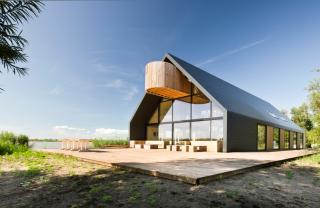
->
164 53 304 133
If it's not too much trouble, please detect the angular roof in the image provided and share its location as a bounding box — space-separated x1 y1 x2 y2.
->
163 53 303 133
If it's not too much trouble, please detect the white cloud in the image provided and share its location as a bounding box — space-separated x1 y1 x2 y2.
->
93 63 132 77
49 86 63 95
198 38 268 66
52 126 128 139
103 79 125 88
53 125 90 138
94 128 128 139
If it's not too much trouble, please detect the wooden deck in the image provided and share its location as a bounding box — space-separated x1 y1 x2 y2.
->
40 148 317 185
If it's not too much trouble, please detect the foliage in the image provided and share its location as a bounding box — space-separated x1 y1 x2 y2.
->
17 134 29 146
290 69 320 146
0 0 44 91
0 131 29 155
0 140 28 155
92 139 128 148
291 103 313 131
0 131 17 144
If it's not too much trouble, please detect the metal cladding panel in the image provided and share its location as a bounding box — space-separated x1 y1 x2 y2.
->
130 94 162 140
227 111 258 152
165 53 304 133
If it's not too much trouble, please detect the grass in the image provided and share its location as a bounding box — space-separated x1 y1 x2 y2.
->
225 190 239 199
128 185 141 203
92 139 128 148
147 195 157 206
145 182 159 194
101 195 113 203
298 153 320 165
285 170 294 179
1 150 320 207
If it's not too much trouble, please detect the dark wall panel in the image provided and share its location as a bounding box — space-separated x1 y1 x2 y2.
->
130 94 162 140
227 112 258 152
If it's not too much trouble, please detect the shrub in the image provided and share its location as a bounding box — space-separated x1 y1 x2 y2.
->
0 131 17 144
0 141 28 155
17 134 29 146
0 131 29 155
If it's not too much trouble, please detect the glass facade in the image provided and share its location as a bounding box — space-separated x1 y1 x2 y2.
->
211 120 223 140
174 122 190 143
293 132 297 149
284 130 290 149
192 121 210 141
273 128 280 149
173 99 191 121
257 125 266 150
298 133 303 149
192 95 210 119
146 84 224 143
158 123 172 142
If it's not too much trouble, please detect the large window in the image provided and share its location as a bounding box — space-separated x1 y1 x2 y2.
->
147 84 224 143
257 125 266 150
192 94 210 119
273 128 280 150
298 133 303 149
174 122 190 143
191 121 210 141
284 130 290 149
173 98 191 121
293 132 297 149
159 124 172 142
211 120 223 140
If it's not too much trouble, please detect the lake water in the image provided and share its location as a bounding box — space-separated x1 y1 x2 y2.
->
30 141 61 149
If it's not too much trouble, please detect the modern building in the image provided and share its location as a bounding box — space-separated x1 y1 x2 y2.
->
130 53 304 152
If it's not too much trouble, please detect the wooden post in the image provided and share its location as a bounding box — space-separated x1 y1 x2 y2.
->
266 126 274 150
280 129 285 150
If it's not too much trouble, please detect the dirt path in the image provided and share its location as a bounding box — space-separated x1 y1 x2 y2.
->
0 151 319 208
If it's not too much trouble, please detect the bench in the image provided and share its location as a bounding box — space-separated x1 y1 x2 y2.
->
61 139 91 151
134 144 144 149
189 145 207 152
171 145 182 151
144 144 158 150
181 145 190 152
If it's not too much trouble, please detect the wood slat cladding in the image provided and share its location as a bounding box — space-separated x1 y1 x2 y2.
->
266 126 274 150
145 61 191 99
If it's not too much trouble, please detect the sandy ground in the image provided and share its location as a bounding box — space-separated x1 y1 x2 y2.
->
0 151 319 208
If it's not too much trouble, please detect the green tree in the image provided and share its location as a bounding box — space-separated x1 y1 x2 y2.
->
307 69 320 145
291 103 313 131
0 0 44 90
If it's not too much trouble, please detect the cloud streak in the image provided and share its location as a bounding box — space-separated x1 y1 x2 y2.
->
103 78 139 101
198 38 268 66
52 125 128 139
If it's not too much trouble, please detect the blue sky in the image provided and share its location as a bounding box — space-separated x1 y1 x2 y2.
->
0 0 319 138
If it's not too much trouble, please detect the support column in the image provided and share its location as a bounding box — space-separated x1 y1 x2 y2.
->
280 129 285 150
266 126 273 150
